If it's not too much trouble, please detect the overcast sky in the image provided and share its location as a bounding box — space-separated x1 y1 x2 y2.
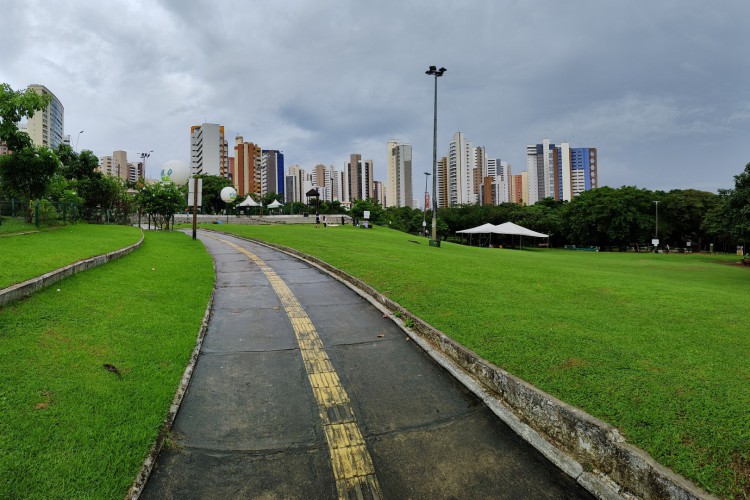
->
2 0 749 194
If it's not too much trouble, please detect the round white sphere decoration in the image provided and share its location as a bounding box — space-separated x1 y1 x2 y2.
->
160 160 190 185
220 186 237 203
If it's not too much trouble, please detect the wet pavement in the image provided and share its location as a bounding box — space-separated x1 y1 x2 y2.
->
141 230 594 499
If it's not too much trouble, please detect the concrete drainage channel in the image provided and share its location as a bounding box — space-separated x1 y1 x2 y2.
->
0 230 145 307
221 232 715 500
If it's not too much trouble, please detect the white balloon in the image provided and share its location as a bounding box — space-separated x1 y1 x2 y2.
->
220 186 237 203
160 160 190 185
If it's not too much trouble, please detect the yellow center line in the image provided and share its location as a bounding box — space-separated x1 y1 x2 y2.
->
206 234 383 500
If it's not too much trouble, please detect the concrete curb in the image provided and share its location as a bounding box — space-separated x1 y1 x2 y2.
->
215 231 716 500
126 269 216 500
0 229 145 308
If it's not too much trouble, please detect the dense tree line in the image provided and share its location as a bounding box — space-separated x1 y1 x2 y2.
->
358 166 750 252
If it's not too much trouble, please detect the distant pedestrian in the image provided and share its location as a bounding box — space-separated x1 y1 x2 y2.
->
315 214 320 228
323 215 327 229
341 216 345 225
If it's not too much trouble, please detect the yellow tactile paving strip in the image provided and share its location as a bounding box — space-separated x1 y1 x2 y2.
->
206 235 383 500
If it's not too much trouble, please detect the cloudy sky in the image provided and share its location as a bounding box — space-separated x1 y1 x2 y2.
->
2 0 748 194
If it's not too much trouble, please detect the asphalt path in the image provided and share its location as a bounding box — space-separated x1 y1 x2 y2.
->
142 230 593 499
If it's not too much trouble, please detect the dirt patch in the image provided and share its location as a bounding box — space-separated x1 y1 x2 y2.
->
557 357 589 370
34 390 54 410
729 451 750 498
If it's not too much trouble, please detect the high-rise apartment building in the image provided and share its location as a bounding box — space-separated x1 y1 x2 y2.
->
261 150 285 198
556 145 598 200
113 150 128 182
191 123 228 177
1 141 10 156
526 139 556 205
448 132 477 206
525 139 598 203
234 136 262 196
386 140 413 208
436 156 448 208
373 181 385 206
345 154 373 202
480 159 512 206
26 84 64 149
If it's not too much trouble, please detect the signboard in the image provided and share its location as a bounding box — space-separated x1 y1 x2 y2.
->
364 210 370 220
651 239 659 246
188 177 203 207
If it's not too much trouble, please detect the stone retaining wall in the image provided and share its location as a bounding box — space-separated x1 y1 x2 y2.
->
0 230 145 307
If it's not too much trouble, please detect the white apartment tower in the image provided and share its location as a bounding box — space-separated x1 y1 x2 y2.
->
386 140 414 208
26 84 64 149
191 123 228 177
448 132 477 206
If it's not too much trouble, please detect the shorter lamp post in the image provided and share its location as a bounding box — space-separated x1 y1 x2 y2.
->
652 200 660 252
423 171 431 237
75 130 84 152
140 150 153 180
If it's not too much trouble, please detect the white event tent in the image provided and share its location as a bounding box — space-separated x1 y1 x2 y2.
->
238 196 259 207
456 222 549 248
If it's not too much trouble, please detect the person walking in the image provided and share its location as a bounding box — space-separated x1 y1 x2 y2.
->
323 215 327 230
315 213 320 228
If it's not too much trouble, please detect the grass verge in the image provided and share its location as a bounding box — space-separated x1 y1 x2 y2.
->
0 230 214 498
0 217 38 235
204 222 749 499
0 223 142 289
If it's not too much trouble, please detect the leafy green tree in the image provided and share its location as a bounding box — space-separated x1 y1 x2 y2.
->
350 198 384 223
138 182 186 230
0 146 59 202
0 83 50 152
705 162 750 249
194 175 233 214
0 83 57 203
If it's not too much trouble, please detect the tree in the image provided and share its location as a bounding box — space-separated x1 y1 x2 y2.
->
0 146 59 201
0 83 50 152
138 182 186 230
0 83 57 202
194 175 233 214
705 162 750 249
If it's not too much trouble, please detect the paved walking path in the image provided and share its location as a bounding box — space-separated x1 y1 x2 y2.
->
142 231 593 499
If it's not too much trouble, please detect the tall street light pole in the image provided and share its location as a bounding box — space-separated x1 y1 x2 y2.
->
425 65 446 246
423 171 431 237
653 200 660 250
75 130 84 152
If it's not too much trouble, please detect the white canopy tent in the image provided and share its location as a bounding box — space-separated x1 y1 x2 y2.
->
489 222 549 249
266 200 283 208
455 221 549 248
456 223 498 246
490 222 548 238
238 196 259 207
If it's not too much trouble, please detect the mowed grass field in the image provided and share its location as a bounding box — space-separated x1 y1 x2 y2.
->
0 231 213 498
206 222 749 499
0 223 143 289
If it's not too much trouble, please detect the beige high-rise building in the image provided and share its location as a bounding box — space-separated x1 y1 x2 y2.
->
26 84 64 149
386 140 413 208
98 156 115 177
113 151 128 181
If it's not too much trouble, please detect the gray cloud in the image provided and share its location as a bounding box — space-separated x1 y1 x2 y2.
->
1 0 748 193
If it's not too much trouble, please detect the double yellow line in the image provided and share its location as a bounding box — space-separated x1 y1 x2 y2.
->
208 235 383 499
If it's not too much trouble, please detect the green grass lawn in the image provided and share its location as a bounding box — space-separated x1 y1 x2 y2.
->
0 223 142 289
0 217 38 235
0 231 214 498
204 222 749 499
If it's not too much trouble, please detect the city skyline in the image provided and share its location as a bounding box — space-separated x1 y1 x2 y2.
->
2 1 749 194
